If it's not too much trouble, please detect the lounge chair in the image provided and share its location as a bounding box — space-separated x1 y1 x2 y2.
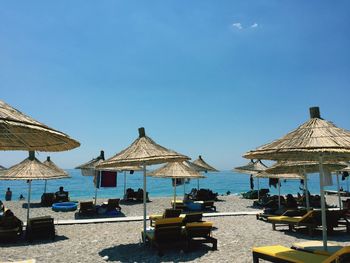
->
202 201 216 211
184 221 217 251
41 193 56 207
257 208 308 221
149 209 182 227
143 217 186 256
26 216 55 241
0 211 23 242
171 200 187 210
267 210 318 235
252 245 350 263
106 198 121 212
182 212 203 224
79 201 96 216
291 241 343 256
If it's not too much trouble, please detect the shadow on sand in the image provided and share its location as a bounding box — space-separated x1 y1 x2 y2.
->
0 234 69 247
99 242 212 262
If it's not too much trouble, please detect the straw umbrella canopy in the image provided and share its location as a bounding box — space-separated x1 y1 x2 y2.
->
0 100 80 151
76 150 141 203
192 155 218 189
0 151 69 222
43 156 69 193
148 161 205 208
234 160 268 198
255 171 304 208
265 161 347 210
97 127 189 243
244 106 350 250
192 155 218 172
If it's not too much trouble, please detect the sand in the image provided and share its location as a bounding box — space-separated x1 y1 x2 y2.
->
1 195 349 262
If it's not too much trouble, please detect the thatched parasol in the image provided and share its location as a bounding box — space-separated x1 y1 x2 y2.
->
43 156 69 193
265 161 347 210
148 161 205 208
0 151 69 221
192 155 218 172
0 100 80 151
192 155 218 189
97 127 189 242
76 150 142 203
244 106 350 250
234 160 268 199
256 171 304 208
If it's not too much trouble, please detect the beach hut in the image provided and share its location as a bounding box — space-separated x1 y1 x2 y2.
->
192 155 218 189
43 156 69 193
244 106 350 250
234 159 268 199
96 127 189 242
265 161 347 210
0 151 69 222
148 161 205 208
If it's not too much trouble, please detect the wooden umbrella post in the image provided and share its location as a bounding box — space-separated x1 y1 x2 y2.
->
27 179 32 223
142 163 147 243
319 155 328 251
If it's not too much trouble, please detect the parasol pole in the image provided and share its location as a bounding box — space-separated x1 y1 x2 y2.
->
142 163 147 243
319 155 328 251
257 177 260 200
44 180 47 193
303 167 310 211
278 178 281 209
27 179 32 223
347 176 349 192
183 180 186 198
173 178 177 209
94 171 99 206
124 171 127 199
336 172 341 209
197 178 199 190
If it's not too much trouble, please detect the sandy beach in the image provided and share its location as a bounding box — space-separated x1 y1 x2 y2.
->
1 195 349 262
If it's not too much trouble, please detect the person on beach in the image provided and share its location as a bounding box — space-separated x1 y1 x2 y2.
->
5 187 12 201
55 186 69 202
19 194 25 200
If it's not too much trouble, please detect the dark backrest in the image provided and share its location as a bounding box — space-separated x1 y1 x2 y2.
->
154 226 184 242
28 216 54 229
107 199 120 211
80 201 94 211
185 222 213 238
183 213 203 224
163 209 182 218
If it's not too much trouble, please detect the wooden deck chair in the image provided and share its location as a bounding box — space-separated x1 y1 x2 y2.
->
143 217 186 256
79 201 96 216
182 213 203 224
106 198 121 212
268 210 319 235
185 221 217 251
26 216 55 242
252 245 350 263
149 209 182 226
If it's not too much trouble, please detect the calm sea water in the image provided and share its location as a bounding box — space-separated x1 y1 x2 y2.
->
1 169 349 201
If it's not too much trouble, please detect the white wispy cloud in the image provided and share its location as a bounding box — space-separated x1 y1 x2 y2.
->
251 23 258 28
232 23 242 30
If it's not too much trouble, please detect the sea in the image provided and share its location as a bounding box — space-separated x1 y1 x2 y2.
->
1 169 349 201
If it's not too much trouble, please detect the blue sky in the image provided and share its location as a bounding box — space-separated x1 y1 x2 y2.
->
1 1 350 169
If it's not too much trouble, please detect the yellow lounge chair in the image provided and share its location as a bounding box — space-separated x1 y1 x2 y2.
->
149 209 182 226
185 221 217 251
143 217 186 256
267 210 318 234
291 241 343 256
252 245 350 263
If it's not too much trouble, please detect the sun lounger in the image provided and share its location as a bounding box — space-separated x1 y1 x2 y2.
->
149 209 182 226
143 217 186 255
182 212 203 224
252 245 350 263
257 209 308 221
79 201 96 216
185 221 217 251
0 214 23 242
291 241 343 256
267 210 318 235
26 216 55 241
106 198 121 212
171 200 187 210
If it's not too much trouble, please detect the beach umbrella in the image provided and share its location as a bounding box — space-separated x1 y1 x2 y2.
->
76 150 141 204
192 155 218 189
148 161 205 209
43 156 69 193
97 127 189 243
265 161 347 210
0 151 69 222
0 100 80 151
234 159 268 199
244 106 350 250
255 172 304 208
